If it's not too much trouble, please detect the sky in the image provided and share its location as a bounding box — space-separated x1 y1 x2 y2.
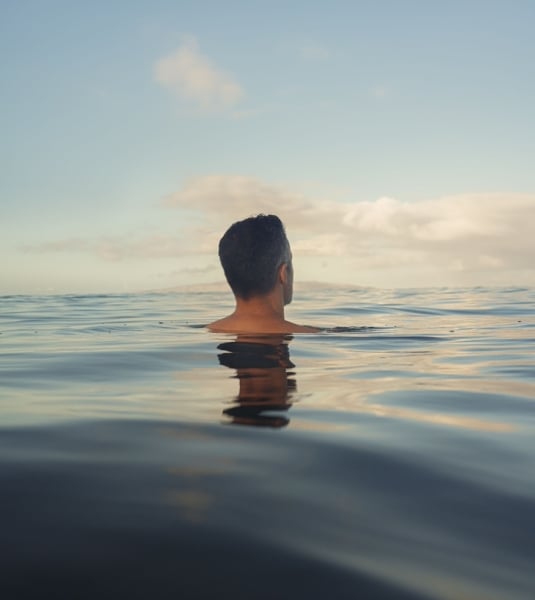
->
2 0 534 294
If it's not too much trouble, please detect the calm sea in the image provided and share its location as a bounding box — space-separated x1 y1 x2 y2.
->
1 287 534 599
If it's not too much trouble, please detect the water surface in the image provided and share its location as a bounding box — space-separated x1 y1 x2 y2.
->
1 287 534 599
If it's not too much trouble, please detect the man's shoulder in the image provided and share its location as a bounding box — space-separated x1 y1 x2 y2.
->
206 316 320 334
206 317 233 332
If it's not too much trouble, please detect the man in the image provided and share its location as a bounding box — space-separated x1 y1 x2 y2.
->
207 214 319 333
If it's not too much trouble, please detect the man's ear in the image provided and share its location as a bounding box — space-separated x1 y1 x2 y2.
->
278 262 288 284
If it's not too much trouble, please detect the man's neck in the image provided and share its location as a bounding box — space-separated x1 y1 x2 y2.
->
234 293 285 320
207 289 319 333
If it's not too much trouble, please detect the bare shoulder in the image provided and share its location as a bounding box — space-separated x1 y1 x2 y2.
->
206 316 235 333
206 316 320 334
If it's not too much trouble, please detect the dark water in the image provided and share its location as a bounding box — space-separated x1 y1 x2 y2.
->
1 287 534 599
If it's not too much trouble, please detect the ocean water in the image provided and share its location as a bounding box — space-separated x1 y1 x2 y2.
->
1 287 534 599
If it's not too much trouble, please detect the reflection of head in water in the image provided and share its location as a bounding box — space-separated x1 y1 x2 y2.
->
217 335 295 428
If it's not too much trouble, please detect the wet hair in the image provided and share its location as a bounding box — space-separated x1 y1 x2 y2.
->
218 214 291 300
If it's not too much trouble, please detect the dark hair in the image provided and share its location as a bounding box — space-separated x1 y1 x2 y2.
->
218 214 291 299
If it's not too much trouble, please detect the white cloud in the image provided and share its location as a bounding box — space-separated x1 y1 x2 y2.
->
24 175 535 286
343 197 402 234
162 175 535 284
293 233 348 257
163 175 339 231
154 36 243 111
164 174 309 212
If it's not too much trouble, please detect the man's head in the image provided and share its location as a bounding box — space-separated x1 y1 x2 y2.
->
218 214 293 304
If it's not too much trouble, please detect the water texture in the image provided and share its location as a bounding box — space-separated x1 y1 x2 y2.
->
1 287 534 599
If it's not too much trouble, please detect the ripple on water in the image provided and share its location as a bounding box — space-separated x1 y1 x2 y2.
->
1 288 534 599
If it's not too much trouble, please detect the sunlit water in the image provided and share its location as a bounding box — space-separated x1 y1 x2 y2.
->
1 287 534 599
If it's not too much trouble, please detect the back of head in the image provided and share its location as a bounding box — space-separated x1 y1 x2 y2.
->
218 214 290 300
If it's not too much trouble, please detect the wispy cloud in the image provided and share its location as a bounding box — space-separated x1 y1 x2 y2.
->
24 234 188 262
26 238 92 253
154 36 244 111
172 264 218 276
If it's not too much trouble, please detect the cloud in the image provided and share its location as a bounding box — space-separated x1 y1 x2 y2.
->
163 175 535 281
24 175 535 285
293 233 348 257
163 175 310 213
171 264 218 276
24 234 188 262
24 238 92 253
154 36 243 111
